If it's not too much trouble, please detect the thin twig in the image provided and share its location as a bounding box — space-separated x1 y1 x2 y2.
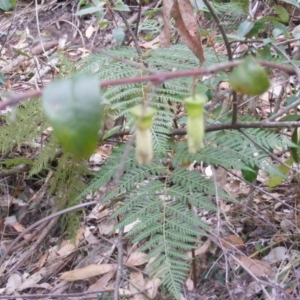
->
134 1 142 37
224 166 300 214
114 227 124 300
109 120 300 139
266 96 300 121
8 212 58 273
0 201 98 268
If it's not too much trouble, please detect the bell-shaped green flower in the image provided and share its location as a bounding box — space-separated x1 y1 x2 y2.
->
130 105 157 164
184 94 207 153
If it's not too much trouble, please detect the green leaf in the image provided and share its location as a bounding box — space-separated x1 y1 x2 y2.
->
284 95 299 107
237 21 254 38
112 28 125 45
42 74 103 160
0 0 13 11
272 20 288 37
99 21 111 28
291 128 300 163
280 0 299 8
0 72 5 85
267 157 292 188
279 114 300 122
113 1 130 12
274 5 289 23
242 165 258 183
190 0 205 10
102 125 122 140
229 57 270 96
75 6 104 16
12 48 31 58
246 19 267 37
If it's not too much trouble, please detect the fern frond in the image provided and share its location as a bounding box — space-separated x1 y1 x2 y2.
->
29 135 60 177
0 99 46 153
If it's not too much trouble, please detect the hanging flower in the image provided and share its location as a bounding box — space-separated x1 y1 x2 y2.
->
130 105 157 164
184 94 207 153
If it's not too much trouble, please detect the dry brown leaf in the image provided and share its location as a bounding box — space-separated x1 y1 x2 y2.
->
185 277 194 291
87 207 109 220
19 263 61 291
97 145 112 157
171 0 205 64
193 239 211 257
116 219 140 233
119 289 132 296
145 278 161 299
4 216 25 233
159 0 173 47
85 25 95 39
236 256 273 278
60 264 117 281
127 251 147 267
140 36 160 49
87 271 115 292
98 220 116 235
57 228 84 257
56 241 76 257
36 252 48 270
12 221 25 233
129 272 145 300
6 273 22 294
222 235 245 250
84 227 98 245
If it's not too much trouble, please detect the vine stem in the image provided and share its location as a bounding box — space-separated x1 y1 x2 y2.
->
1 60 297 110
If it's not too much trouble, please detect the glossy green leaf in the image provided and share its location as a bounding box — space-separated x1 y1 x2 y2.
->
284 95 299 107
102 125 122 141
280 0 299 8
242 165 258 183
190 0 205 10
246 19 267 38
267 157 293 188
75 6 104 16
274 5 289 23
279 114 300 122
229 57 270 96
42 74 103 160
272 21 288 37
112 28 125 45
113 1 130 11
237 21 254 38
0 0 13 11
0 72 5 85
